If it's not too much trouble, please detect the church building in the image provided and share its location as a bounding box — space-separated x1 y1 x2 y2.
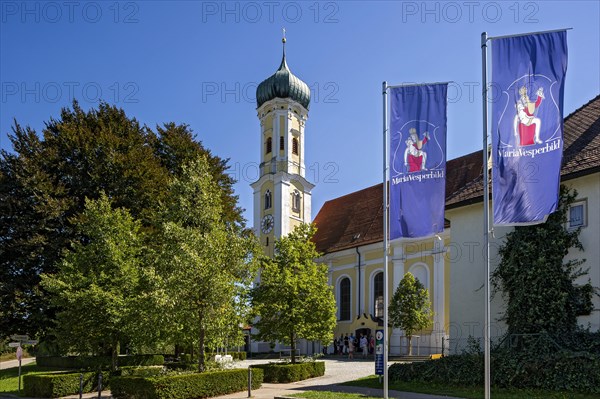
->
250 39 600 356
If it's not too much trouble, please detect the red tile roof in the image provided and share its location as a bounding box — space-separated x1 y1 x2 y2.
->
312 95 600 254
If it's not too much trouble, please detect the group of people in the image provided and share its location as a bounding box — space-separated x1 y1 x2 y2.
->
333 332 375 360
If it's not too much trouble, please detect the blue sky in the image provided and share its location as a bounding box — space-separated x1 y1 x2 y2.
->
1 1 599 224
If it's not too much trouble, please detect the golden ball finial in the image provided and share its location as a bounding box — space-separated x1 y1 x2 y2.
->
282 37 286 44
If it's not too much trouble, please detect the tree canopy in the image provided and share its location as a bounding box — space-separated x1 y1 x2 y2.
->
388 272 433 355
149 157 259 371
40 194 145 371
0 101 245 342
251 223 337 363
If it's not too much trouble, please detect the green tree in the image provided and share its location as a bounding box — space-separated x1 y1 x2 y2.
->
151 157 259 371
492 186 594 336
389 272 433 355
40 194 145 371
0 101 243 341
251 224 337 364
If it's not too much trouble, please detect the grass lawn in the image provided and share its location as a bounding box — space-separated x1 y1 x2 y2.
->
289 392 381 399
0 363 58 396
342 376 600 399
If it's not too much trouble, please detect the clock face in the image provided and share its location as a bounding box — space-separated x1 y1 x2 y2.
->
261 214 274 234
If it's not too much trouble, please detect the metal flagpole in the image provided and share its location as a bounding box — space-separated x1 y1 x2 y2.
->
382 80 389 399
481 31 491 399
482 28 570 399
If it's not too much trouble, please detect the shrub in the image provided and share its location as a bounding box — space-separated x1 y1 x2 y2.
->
164 362 198 371
35 354 164 369
251 361 325 383
388 350 600 393
23 371 109 398
111 368 263 399
117 366 164 377
180 354 192 363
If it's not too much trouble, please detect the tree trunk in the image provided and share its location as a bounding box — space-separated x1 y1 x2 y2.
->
407 335 412 356
198 313 206 372
290 332 296 364
111 340 119 372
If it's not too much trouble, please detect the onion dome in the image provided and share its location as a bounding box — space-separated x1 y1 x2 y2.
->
256 37 311 110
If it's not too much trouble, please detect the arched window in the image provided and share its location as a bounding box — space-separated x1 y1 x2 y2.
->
266 137 272 154
409 263 429 290
374 272 383 318
292 138 299 155
280 136 285 151
292 190 301 213
264 190 272 210
340 278 351 321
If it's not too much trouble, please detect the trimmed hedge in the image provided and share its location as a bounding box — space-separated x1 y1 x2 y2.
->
111 368 263 399
118 366 164 377
389 350 600 393
23 371 109 398
251 361 325 383
36 354 164 369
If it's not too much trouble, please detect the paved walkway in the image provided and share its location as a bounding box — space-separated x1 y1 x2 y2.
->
0 357 36 370
211 358 464 399
0 357 464 399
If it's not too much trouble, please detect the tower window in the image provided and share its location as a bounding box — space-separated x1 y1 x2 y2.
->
280 136 285 151
266 237 269 246
292 138 298 155
266 137 272 154
292 190 301 213
264 190 272 210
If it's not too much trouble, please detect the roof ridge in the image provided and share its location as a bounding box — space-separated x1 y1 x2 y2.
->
320 182 383 206
564 94 600 123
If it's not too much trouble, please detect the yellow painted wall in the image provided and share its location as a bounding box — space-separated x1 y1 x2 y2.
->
291 115 300 131
279 115 285 138
331 266 358 323
289 218 301 231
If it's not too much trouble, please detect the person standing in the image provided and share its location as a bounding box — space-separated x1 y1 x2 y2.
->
348 334 354 360
343 333 349 355
360 334 368 358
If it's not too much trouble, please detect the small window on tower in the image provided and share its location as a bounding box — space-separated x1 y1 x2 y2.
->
266 137 272 154
264 190 272 210
292 190 301 213
266 237 269 246
292 138 298 155
280 136 285 151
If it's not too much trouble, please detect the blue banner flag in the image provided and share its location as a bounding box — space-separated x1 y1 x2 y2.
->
491 31 568 225
389 84 447 239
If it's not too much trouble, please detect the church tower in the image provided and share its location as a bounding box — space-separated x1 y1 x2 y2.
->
251 36 314 256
